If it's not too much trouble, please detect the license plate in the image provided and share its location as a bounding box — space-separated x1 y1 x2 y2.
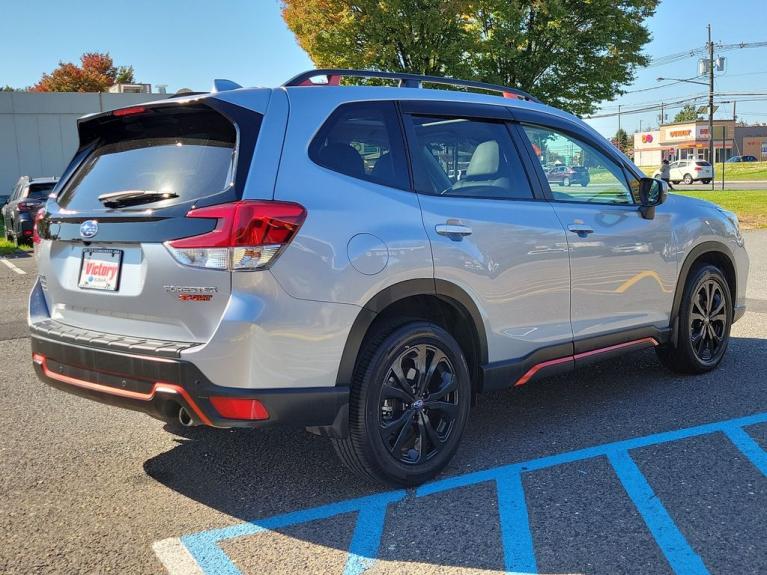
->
78 249 123 291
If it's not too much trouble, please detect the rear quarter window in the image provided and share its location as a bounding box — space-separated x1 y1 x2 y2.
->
309 102 409 191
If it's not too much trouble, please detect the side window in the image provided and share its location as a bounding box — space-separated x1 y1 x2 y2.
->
405 115 533 200
309 101 409 190
521 125 634 205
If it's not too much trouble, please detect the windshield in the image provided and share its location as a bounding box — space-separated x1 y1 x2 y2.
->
57 106 237 211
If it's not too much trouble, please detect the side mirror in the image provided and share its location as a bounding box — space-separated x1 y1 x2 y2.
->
638 177 667 220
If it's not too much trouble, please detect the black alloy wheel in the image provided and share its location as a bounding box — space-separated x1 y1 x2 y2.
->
656 264 732 374
378 344 459 465
332 321 471 486
689 278 727 364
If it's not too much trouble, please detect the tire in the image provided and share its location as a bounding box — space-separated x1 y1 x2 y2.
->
672 180 680 185
581 182 588 187
656 264 732 374
702 179 711 184
683 173 693 185
332 320 472 486
563 177 571 187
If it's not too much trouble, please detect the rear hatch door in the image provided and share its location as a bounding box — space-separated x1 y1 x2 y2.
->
36 98 263 343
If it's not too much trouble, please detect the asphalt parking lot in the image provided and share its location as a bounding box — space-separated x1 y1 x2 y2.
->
2 233 767 575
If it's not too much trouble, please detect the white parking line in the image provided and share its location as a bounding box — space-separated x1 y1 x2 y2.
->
0 258 27 275
152 538 206 575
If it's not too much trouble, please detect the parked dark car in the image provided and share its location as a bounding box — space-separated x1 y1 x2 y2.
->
725 155 759 163
2 177 58 246
546 165 590 187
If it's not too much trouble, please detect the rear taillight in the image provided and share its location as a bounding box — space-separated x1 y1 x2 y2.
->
32 208 45 245
694 166 702 171
165 201 307 271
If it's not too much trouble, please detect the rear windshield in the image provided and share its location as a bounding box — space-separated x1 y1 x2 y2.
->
57 105 237 211
27 183 56 199
695 161 711 167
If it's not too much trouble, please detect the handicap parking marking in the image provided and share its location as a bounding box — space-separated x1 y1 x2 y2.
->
0 257 27 275
155 411 767 575
153 538 207 575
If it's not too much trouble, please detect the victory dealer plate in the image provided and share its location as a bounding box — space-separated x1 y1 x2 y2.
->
78 249 123 291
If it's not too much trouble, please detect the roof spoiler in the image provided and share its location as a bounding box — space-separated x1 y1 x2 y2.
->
211 79 243 93
282 69 540 103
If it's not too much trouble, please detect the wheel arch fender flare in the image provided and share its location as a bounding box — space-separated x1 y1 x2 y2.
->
670 240 736 338
335 279 488 386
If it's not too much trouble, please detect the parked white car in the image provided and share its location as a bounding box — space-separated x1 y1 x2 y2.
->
653 160 714 185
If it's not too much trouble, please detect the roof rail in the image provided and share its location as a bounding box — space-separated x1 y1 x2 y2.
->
282 69 540 103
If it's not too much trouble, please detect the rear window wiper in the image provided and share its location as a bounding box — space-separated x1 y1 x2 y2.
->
98 190 179 208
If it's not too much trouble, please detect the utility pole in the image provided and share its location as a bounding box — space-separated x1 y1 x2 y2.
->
618 104 621 133
708 24 715 190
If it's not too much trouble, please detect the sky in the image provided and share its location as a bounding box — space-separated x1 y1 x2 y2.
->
1 0 765 138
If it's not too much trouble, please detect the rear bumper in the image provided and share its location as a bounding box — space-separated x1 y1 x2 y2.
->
15 214 34 235
30 333 349 431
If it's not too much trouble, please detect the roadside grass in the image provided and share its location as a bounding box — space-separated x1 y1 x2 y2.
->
546 186 766 229
0 220 31 257
674 189 767 229
0 241 22 257
639 161 767 181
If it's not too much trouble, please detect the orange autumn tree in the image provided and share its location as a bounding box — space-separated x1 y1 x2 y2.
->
32 52 135 92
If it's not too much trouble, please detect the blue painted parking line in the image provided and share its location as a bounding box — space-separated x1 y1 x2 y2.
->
495 469 537 575
164 411 767 575
180 491 406 575
607 450 708 575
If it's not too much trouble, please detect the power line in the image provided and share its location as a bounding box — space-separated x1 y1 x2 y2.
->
648 40 767 68
586 92 767 119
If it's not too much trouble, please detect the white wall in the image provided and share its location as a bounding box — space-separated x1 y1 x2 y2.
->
0 92 169 193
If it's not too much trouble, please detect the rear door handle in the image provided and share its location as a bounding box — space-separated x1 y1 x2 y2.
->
435 223 473 238
567 224 594 236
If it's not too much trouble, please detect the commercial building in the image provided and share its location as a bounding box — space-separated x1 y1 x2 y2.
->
0 91 169 193
735 125 767 160
633 119 767 166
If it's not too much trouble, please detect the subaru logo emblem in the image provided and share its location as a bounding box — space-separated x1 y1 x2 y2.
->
80 220 98 239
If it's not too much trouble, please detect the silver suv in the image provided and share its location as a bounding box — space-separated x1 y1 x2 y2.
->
29 70 749 486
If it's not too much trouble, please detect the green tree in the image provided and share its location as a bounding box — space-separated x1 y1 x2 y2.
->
1 85 24 92
281 0 659 115
281 0 473 77
115 65 135 84
673 103 700 123
612 128 631 154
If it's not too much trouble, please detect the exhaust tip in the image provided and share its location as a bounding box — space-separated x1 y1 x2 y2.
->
178 406 195 427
